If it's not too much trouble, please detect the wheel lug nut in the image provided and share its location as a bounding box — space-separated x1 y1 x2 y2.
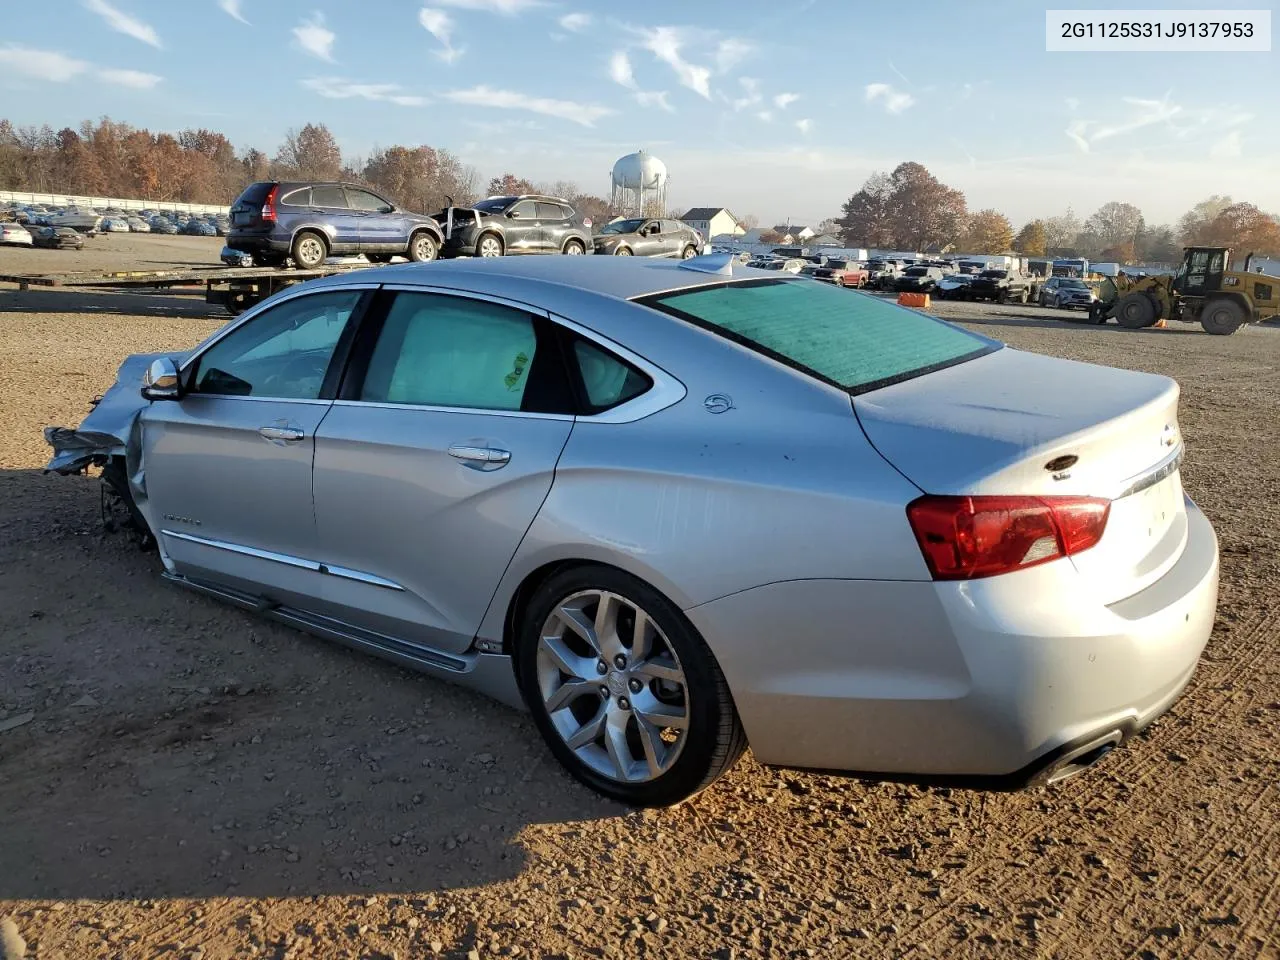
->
613 655 627 669
596 660 608 675
599 686 609 699
617 697 630 711
628 679 643 693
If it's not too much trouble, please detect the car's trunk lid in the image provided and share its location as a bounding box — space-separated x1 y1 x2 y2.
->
854 347 1186 603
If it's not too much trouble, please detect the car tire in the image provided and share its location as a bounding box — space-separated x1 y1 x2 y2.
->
515 564 747 807
1200 297 1246 336
476 233 504 258
563 239 586 255
680 245 698 259
1019 288 1029 304
291 231 328 269
408 231 438 263
615 247 633 256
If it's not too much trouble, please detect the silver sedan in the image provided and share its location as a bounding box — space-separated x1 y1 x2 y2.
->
46 254 1219 806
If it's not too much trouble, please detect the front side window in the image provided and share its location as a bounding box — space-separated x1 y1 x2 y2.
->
359 293 548 412
347 189 391 213
641 278 996 395
510 201 537 219
191 291 363 399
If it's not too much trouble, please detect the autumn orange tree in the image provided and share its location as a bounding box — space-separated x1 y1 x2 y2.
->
962 209 1015 254
1013 220 1047 256
837 163 966 250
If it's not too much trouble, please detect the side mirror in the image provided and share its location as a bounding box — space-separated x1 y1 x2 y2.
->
507 210 520 219
141 356 182 401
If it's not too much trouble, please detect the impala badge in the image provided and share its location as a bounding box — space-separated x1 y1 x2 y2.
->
703 394 734 414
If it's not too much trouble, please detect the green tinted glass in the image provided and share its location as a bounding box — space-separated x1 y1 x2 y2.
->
646 279 994 392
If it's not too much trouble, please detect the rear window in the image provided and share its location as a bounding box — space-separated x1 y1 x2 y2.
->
236 182 274 204
640 278 996 394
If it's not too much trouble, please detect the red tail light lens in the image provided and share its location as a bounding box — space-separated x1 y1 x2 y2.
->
906 495 1110 580
261 185 279 222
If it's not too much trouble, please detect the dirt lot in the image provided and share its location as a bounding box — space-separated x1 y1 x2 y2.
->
1 247 1278 960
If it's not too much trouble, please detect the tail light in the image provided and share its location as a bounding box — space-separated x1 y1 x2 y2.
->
260 185 279 223
906 494 1110 581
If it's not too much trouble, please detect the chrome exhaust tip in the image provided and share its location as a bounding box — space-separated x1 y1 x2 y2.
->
1043 731 1123 785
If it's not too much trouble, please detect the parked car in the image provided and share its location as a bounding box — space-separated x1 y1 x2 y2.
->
811 258 869 288
593 218 701 259
755 257 806 274
127 217 152 233
436 195 591 258
968 268 1032 303
228 181 445 269
151 219 179 235
0 222 33 246
1039 277 1096 310
934 274 974 300
44 255 1219 807
866 258 903 289
30 226 85 250
894 266 945 293
100 217 130 233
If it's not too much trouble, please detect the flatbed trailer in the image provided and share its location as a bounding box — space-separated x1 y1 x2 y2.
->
0 262 379 314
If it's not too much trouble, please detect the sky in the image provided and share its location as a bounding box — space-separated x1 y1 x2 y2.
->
1 0 1276 228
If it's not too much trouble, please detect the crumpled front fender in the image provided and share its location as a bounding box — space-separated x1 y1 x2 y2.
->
43 350 186 475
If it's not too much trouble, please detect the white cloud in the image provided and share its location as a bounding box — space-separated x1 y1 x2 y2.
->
1066 93 1192 153
293 12 336 62
1065 120 1091 153
609 50 637 90
1065 96 1080 111
0 45 90 82
864 82 915 114
442 85 612 126
637 26 711 99
83 0 161 48
98 67 162 88
303 77 426 106
795 118 812 134
732 76 761 111
419 8 464 63
1210 130 1242 159
217 0 249 24
714 37 751 73
636 90 674 112
774 92 800 110
433 0 542 12
756 110 773 122
559 12 590 32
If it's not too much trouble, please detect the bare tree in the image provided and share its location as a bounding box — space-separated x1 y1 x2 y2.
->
274 123 343 181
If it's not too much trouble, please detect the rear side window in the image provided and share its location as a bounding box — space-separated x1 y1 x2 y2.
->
536 201 564 220
641 279 997 395
570 338 652 412
312 185 348 208
280 187 310 207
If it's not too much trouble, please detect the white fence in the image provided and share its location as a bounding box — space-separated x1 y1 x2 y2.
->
0 190 228 216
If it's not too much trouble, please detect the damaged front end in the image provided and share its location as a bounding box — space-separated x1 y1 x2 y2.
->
44 350 187 546
435 203 486 257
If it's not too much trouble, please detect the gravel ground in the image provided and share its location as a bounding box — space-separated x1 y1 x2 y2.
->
1 248 1278 960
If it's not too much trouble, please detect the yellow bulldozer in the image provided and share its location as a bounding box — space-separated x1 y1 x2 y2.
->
1090 246 1280 335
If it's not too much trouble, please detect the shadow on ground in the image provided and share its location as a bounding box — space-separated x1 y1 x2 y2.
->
0 468 614 903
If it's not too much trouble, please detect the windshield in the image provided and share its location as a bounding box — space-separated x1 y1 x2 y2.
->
599 218 645 235
980 270 1008 278
640 278 995 394
1061 279 1088 289
905 267 929 276
473 197 515 213
824 260 849 269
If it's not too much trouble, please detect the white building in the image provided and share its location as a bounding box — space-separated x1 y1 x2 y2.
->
679 208 744 240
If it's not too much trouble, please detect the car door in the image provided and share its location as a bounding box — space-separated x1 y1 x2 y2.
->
140 288 372 607
631 220 662 256
536 201 568 252
310 288 576 653
309 183 360 253
505 200 540 253
346 187 399 253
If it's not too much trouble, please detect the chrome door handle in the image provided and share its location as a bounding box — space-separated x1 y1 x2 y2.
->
259 425 305 442
448 444 511 465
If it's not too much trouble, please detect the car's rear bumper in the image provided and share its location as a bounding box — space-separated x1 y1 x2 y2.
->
227 234 288 254
685 495 1219 785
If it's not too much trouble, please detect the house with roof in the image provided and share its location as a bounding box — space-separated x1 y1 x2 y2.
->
772 224 815 243
679 207 744 240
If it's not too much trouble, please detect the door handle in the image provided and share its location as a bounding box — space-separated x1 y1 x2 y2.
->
259 425 305 442
448 444 511 465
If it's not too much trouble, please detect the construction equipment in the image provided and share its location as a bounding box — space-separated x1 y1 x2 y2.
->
1089 247 1280 335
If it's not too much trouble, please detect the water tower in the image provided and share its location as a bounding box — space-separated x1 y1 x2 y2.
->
610 150 668 217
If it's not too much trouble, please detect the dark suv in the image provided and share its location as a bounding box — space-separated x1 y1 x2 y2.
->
436 195 592 258
227 181 444 269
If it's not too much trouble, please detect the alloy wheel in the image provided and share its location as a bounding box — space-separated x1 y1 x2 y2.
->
536 590 689 784
296 236 325 267
478 236 503 257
